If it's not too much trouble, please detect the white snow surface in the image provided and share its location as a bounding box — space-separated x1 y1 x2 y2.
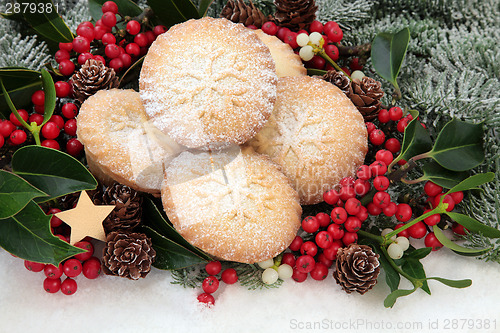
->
0 245 499 333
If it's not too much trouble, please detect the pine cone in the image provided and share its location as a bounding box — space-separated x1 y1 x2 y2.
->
333 243 380 295
93 183 143 234
274 0 317 31
102 231 156 280
323 70 350 95
347 77 384 121
70 59 119 103
57 192 80 210
220 0 268 28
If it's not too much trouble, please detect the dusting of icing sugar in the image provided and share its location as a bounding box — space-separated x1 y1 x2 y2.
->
139 17 277 149
161 147 301 263
247 76 368 205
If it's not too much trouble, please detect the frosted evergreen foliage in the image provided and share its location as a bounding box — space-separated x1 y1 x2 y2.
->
55 0 91 32
316 0 375 29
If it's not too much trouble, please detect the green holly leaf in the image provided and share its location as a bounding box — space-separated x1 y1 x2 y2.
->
141 226 208 270
22 0 74 43
147 0 200 27
425 119 484 171
0 170 47 219
420 161 469 189
432 225 492 256
142 198 212 260
0 67 42 119
445 212 500 238
371 27 410 90
0 201 85 265
393 110 432 165
425 277 472 289
12 146 97 202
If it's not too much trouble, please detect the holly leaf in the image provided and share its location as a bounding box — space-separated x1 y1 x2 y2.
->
141 226 208 270
0 67 42 119
12 146 97 202
0 170 47 218
142 197 212 260
426 119 484 171
445 212 500 238
22 0 74 43
371 27 410 89
198 0 214 16
40 68 56 125
425 277 472 289
432 225 492 256
393 110 432 164
384 287 416 308
0 200 85 265
420 161 469 189
147 0 200 27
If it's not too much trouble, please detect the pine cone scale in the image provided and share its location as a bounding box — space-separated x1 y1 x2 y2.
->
347 77 384 121
221 0 267 28
70 59 119 103
274 0 317 30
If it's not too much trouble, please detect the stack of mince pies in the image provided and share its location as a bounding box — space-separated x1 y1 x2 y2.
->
77 17 367 264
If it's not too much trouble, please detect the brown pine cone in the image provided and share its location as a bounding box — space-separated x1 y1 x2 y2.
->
102 231 156 280
70 59 119 103
347 77 384 121
323 70 350 95
333 243 380 295
220 0 268 28
92 183 143 235
274 0 317 31
57 192 80 210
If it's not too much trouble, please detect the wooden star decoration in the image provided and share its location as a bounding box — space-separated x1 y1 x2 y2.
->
55 191 115 245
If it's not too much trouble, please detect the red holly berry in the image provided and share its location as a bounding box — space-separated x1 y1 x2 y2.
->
302 216 320 233
94 25 107 40
119 53 132 67
72 36 90 53
383 202 397 217
423 209 441 226
378 109 390 123
309 262 328 281
82 257 101 279
29 114 44 126
315 231 334 249
10 109 28 126
43 277 61 293
126 20 141 35
284 31 299 49
202 276 219 294
323 240 343 260
42 140 60 150
0 135 5 148
153 25 167 36
353 179 371 197
288 236 303 252
276 27 290 41
397 118 410 133
205 261 222 275
295 255 315 274
24 260 45 272
0 120 15 137
323 189 340 205
325 23 343 42
41 122 60 140
47 208 63 227
344 216 362 232
76 25 95 41
300 241 318 256
450 191 464 204
370 160 387 176
433 194 455 212
375 149 393 166
365 122 376 133
342 232 358 246
331 207 348 224
424 181 443 197
59 59 75 76
389 106 403 121
61 278 78 295
59 42 73 51
281 253 296 267
451 222 467 236
44 264 63 279
356 206 368 222
408 221 427 239
339 185 356 201
317 253 333 268
384 138 401 153
221 268 238 284
109 58 124 72
394 223 410 238
292 268 308 282
344 198 361 215
63 259 82 278
64 119 78 136
54 81 71 98
366 202 382 216
197 293 215 305
369 129 386 145
396 203 413 222
424 232 443 251
324 44 339 61
61 103 78 119
309 20 323 33
55 49 70 63
102 1 118 14
372 191 391 209
74 241 94 261
10 129 27 145
101 11 117 27
373 176 390 191
327 223 344 240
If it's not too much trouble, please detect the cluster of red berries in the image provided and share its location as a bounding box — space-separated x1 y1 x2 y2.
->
0 88 83 156
256 20 360 74
197 261 239 306
56 0 166 75
24 239 101 295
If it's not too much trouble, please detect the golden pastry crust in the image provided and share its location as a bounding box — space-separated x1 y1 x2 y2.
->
247 76 368 205
254 29 307 77
139 17 278 149
77 89 179 193
161 146 302 263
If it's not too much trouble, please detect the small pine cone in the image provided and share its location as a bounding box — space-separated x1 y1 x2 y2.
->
102 231 156 280
220 0 268 28
274 0 317 31
323 70 350 95
93 183 143 234
70 59 119 103
333 243 380 295
57 192 81 210
347 77 384 121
